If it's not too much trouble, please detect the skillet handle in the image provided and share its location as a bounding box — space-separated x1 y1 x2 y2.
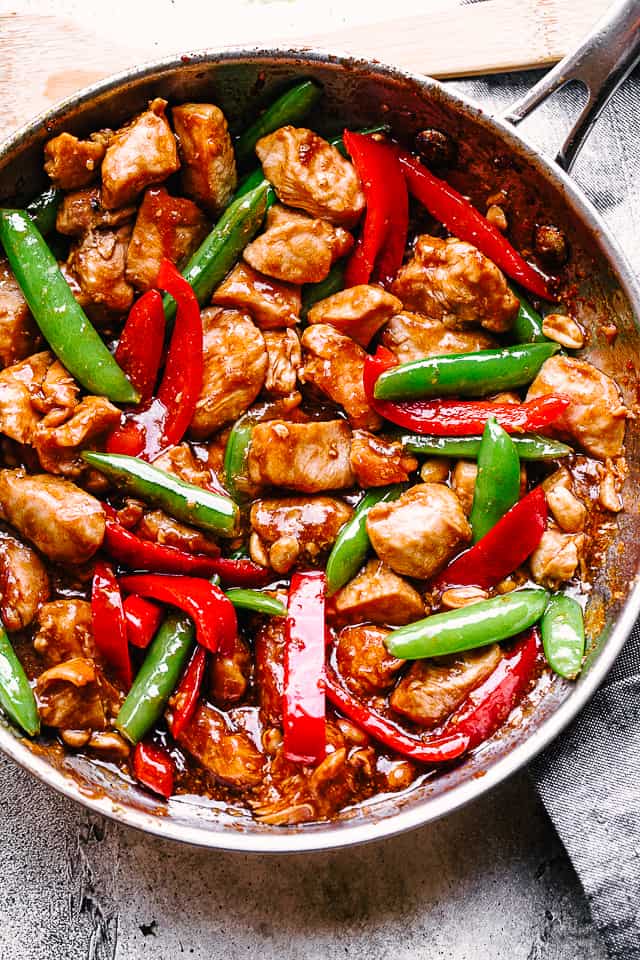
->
502 0 640 171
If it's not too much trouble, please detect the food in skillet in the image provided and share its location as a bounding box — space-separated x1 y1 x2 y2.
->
0 80 628 821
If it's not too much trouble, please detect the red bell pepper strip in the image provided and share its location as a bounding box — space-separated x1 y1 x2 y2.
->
114 290 165 401
398 151 553 301
91 561 132 688
363 346 570 435
108 259 203 460
132 741 175 798
119 574 237 656
283 571 327 765
103 518 270 586
343 131 408 288
324 665 470 764
123 594 163 649
442 628 542 750
431 486 548 593
168 646 207 740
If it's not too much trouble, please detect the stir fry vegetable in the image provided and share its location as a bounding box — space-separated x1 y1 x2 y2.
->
510 285 549 343
132 741 175 798
300 262 346 320
114 289 166 402
0 209 138 402
91 562 131 688
123 595 163 650
541 594 586 679
400 433 572 460
283 572 327 765
168 646 207 740
25 186 61 236
469 417 520 543
225 589 287 617
0 625 39 737
223 414 256 503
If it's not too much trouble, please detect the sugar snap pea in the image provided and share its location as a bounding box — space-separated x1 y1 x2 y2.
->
400 433 572 461
469 417 521 543
0 626 39 737
541 593 585 679
226 589 286 617
26 186 61 236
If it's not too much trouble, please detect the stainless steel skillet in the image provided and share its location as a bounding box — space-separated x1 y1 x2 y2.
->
0 0 638 853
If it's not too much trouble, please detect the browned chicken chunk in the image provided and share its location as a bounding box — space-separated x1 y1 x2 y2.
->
208 635 252 707
0 352 50 444
212 261 300 329
256 126 365 226
350 431 418 487
336 624 404 696
101 99 180 210
529 525 584 588
543 467 586 533
391 235 519 333
334 559 424 626
366 482 471 579
255 617 286 726
248 419 355 493
34 395 121 476
189 307 267 439
152 442 220 492
300 325 382 431
0 531 49 632
0 261 39 368
172 103 237 216
0 470 105 564
33 599 96 666
67 224 134 313
380 311 497 364
55 187 135 236
263 329 302 398
177 701 264 790
526 355 627 458
308 285 402 347
135 509 220 558
36 658 118 730
244 204 353 284
250 496 352 574
44 131 111 190
390 645 502 728
125 186 209 290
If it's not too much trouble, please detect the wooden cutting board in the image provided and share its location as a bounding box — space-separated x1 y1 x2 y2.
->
0 0 610 140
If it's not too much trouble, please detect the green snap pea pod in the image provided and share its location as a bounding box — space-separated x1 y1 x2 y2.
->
225 589 286 617
326 485 403 595
26 186 61 236
82 451 240 537
235 79 322 167
0 210 138 403
301 262 345 320
223 415 257 504
541 593 585 679
510 284 549 343
385 588 550 660
374 342 560 401
469 417 521 543
0 626 39 737
400 432 572 461
115 613 194 744
164 182 270 322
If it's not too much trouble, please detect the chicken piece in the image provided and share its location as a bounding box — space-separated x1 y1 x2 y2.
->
33 396 121 476
336 624 404 696
55 186 136 237
300 324 382 431
308 285 402 348
256 126 365 226
543 467 586 533
334 559 424 626
367 483 471 579
244 204 353 284
189 307 267 439
101 99 180 210
263 329 301 398
350 430 417 487
529 525 584 588
526 355 627 458
451 460 477 516
597 457 626 513
36 658 118 730
44 131 111 190
0 261 40 368
67 224 134 313
248 419 355 493
0 531 49 632
125 186 209 291
152 443 217 491
391 235 519 333
250 496 352 574
135 509 220 558
208 635 251 707
380 311 497 364
172 103 236 217
177 701 264 790
0 354 49 444
255 617 286 725
390 645 502 728
33 599 95 666
212 261 300 329
0 470 105 564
